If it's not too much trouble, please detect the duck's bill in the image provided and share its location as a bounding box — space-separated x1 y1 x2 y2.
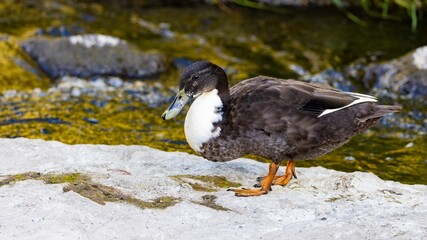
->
162 90 191 120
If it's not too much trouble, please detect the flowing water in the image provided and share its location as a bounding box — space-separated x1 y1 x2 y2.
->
0 1 426 184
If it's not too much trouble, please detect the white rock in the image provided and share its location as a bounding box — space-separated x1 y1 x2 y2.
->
68 34 126 48
0 138 425 240
413 46 427 70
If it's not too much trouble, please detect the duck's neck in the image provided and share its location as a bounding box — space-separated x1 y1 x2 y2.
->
213 65 231 106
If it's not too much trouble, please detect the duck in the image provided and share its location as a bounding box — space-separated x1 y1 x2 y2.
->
162 61 400 197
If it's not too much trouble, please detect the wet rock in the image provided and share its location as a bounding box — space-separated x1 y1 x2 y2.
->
344 156 356 161
348 46 427 103
35 26 84 37
305 46 427 103
405 142 414 148
304 67 355 92
83 117 99 124
21 34 167 79
303 47 427 134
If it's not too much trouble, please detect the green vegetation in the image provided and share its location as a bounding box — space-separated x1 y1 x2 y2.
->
231 0 426 31
333 0 426 31
0 172 89 187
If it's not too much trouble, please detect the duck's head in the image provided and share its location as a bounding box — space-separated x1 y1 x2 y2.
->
162 61 228 120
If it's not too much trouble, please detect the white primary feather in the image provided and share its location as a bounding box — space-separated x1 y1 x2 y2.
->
184 89 223 153
318 92 377 118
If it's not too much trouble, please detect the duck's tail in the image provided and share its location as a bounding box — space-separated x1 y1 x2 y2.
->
367 105 402 120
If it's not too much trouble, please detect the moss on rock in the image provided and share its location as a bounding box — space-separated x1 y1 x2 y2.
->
172 174 241 192
0 172 180 209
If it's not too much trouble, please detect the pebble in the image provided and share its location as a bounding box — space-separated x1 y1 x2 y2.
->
40 128 51 134
83 118 99 124
71 88 82 97
405 142 414 148
3 90 17 98
344 156 356 161
107 77 123 88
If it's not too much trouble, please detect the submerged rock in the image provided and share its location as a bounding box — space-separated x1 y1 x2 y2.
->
35 26 85 37
22 34 167 79
348 46 427 102
306 46 427 103
303 46 427 134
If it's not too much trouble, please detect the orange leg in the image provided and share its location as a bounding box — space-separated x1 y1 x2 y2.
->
257 160 297 186
228 162 279 197
272 160 297 185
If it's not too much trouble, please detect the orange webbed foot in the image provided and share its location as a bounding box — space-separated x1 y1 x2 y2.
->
228 162 279 197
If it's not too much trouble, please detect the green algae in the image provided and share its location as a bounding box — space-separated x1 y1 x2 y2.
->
0 172 180 209
0 172 87 187
298 134 427 185
64 180 180 208
172 175 242 192
44 173 85 184
249 134 427 185
0 40 50 92
0 172 39 186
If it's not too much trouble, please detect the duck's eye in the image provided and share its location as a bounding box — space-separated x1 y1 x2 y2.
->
192 75 199 80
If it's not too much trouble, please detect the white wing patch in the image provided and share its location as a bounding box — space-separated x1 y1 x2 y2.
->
184 89 223 153
318 92 377 118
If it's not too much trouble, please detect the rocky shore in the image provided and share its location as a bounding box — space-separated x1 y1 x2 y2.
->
0 138 426 240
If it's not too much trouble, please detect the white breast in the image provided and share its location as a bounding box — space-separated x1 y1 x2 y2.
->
184 89 223 153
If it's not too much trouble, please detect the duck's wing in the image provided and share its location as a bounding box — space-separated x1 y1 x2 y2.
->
228 77 377 134
299 86 377 117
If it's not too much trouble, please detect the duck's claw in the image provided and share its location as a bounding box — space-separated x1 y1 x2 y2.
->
227 188 269 197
